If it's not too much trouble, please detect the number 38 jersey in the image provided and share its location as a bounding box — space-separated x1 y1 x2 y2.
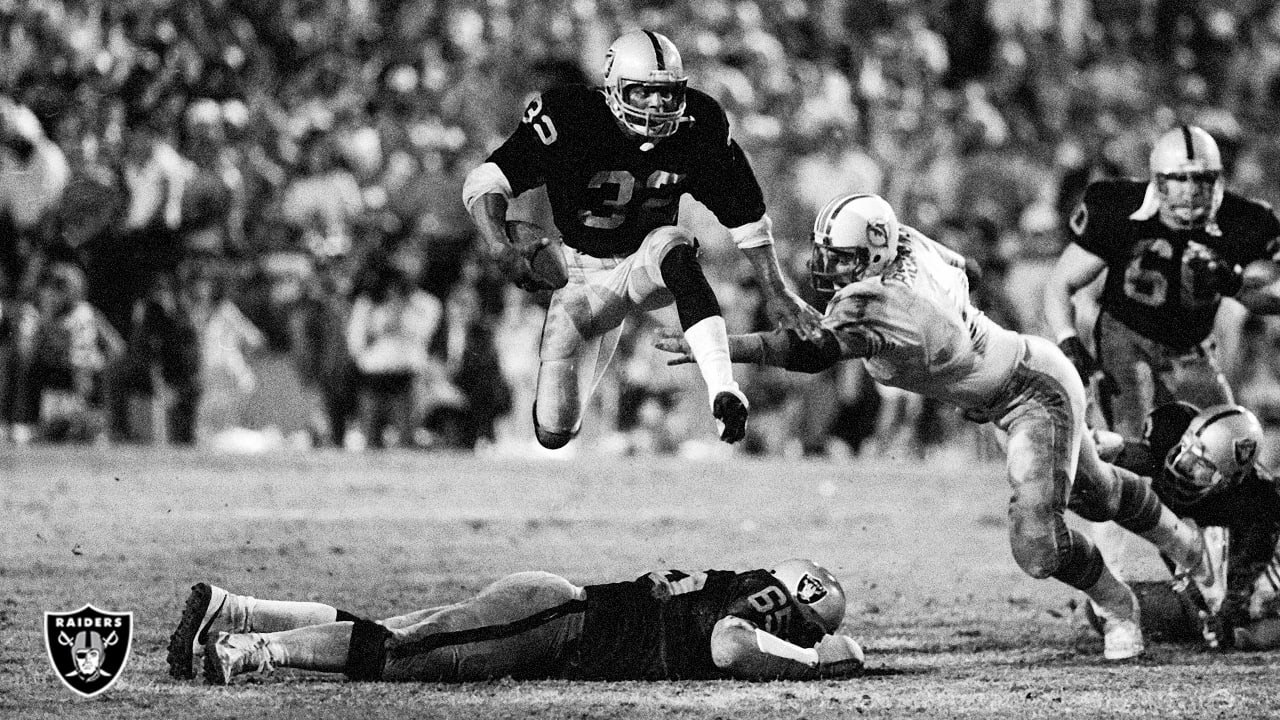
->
486 85 768 258
1070 179 1280 349
566 569 827 680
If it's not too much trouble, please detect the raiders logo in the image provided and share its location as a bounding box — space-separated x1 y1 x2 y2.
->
45 605 133 698
794 574 829 604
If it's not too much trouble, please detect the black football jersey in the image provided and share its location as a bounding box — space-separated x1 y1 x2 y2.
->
485 85 767 258
565 568 828 680
1070 179 1280 348
1116 441 1280 625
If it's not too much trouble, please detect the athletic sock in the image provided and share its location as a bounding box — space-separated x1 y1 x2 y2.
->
262 625 351 673
1137 507 1205 579
245 596 339 632
682 315 740 403
1082 565 1137 621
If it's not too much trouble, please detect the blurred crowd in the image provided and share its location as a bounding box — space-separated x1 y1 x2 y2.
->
5 0 1280 458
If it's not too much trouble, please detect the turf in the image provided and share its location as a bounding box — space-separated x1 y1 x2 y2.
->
3 444 1278 719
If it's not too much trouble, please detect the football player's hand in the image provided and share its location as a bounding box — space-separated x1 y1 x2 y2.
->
1187 248 1244 297
1057 335 1098 381
491 234 551 291
654 329 695 366
815 633 865 673
764 288 824 342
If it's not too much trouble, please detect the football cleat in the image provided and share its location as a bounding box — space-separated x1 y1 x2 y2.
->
712 389 749 444
532 402 580 450
203 632 274 685
167 583 231 679
1087 590 1145 661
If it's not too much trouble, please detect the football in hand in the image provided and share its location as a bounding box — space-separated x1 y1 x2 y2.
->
507 219 568 291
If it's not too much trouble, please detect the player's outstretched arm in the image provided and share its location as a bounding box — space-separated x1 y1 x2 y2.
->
710 616 865 680
655 327 846 373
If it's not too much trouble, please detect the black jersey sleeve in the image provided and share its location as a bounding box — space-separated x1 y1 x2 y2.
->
680 92 767 228
1217 193 1280 267
484 87 583 197
1068 179 1146 261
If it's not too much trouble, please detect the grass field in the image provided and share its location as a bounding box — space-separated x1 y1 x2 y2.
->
3 443 1279 719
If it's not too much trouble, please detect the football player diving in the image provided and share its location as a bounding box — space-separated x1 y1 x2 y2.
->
1093 402 1280 650
1044 125 1280 441
166 559 867 684
462 29 822 449
657 193 1217 660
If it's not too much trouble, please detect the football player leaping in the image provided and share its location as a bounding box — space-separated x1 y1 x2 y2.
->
658 193 1217 660
462 29 822 449
167 559 867 684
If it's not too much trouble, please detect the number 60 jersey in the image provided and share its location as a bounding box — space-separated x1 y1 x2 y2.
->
1070 178 1280 350
485 85 769 258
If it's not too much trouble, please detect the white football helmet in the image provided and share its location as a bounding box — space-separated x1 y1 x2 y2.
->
1149 125 1224 230
603 30 687 138
771 559 846 634
809 193 900 296
1162 404 1262 505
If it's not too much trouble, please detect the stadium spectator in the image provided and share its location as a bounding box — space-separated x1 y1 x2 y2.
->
104 270 202 445
166 559 864 683
0 98 69 299
8 261 122 443
279 128 365 259
345 258 443 449
186 265 265 437
288 255 358 448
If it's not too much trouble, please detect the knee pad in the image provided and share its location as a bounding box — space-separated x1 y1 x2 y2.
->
344 619 391 681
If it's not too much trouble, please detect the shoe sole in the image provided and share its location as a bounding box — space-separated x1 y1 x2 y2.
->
202 634 231 685
713 392 748 444
166 583 226 679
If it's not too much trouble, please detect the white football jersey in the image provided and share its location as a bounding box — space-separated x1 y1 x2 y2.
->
821 226 1023 411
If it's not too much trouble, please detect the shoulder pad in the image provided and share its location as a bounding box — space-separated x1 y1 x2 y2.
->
682 88 730 138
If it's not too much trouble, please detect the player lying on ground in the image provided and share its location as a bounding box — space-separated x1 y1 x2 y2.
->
463 29 821 449
1093 402 1280 650
657 193 1217 661
166 559 866 684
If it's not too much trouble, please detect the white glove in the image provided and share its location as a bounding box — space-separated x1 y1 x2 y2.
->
815 633 865 671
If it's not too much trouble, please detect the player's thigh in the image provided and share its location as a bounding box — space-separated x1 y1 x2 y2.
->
540 263 632 361
626 225 695 311
383 572 585 681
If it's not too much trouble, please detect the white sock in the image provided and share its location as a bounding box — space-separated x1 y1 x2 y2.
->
1083 566 1136 621
682 316 739 403
1137 507 1203 576
245 596 339 632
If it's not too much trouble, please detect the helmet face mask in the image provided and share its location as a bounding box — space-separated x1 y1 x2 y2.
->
604 31 688 139
1162 405 1262 505
770 558 846 634
809 194 899 297
1149 126 1224 230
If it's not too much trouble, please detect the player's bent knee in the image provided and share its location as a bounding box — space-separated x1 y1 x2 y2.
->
642 226 696 267
345 619 392 681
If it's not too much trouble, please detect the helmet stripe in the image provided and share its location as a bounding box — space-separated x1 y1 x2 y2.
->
643 30 666 70
816 193 873 239
1181 125 1195 160
1195 408 1242 436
